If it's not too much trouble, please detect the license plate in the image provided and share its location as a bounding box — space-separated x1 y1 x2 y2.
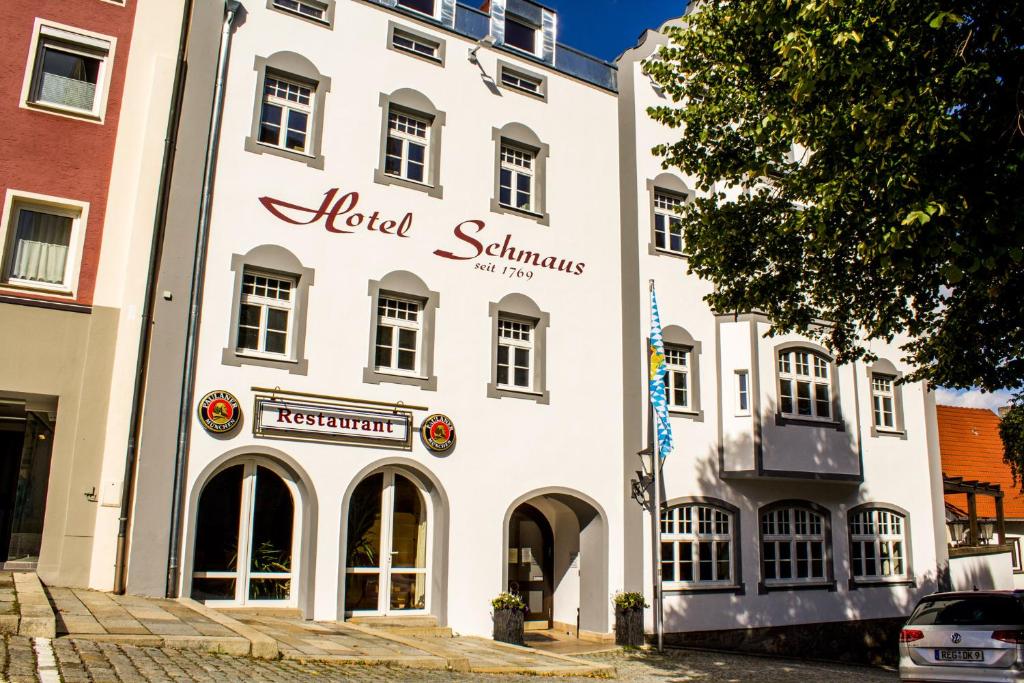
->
935 648 984 662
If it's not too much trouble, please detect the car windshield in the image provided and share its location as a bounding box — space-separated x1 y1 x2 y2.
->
908 596 1024 626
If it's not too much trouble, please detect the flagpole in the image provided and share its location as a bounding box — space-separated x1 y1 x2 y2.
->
649 280 664 653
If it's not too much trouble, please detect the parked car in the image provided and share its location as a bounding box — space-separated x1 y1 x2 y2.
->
900 591 1024 681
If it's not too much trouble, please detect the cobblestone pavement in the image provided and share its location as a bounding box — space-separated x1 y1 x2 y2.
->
1 636 899 682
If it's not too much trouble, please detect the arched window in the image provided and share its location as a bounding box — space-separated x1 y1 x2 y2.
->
849 506 909 582
760 503 831 587
777 347 834 420
660 502 735 587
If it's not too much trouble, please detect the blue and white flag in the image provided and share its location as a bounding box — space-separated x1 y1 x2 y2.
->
648 285 674 462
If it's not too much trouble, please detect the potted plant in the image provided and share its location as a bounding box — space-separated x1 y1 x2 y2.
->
491 592 527 645
613 591 647 647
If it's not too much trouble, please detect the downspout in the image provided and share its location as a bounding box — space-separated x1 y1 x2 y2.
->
166 0 240 599
113 0 196 595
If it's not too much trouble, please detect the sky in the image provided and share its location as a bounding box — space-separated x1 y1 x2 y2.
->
543 1 688 62
935 387 1014 413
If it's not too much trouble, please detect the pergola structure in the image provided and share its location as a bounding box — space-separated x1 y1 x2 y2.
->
944 475 1007 551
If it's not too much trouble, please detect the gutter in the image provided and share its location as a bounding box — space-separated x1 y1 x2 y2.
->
113 0 197 595
165 0 241 599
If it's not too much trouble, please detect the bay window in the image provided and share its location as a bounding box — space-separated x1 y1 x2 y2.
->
778 348 832 420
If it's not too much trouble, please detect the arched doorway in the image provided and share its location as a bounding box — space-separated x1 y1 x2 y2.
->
507 504 554 627
190 459 300 607
344 468 430 615
504 490 609 635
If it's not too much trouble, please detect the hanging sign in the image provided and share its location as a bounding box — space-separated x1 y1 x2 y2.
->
197 390 241 434
420 413 456 453
254 396 412 449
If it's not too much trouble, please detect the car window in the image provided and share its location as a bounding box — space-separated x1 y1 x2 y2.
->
908 597 1024 626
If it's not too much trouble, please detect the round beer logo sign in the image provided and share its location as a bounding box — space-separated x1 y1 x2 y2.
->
421 413 456 453
198 390 241 434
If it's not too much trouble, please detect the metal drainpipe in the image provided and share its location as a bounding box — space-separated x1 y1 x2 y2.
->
113 0 196 595
165 0 240 599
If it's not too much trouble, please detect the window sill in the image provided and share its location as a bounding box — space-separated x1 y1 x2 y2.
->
1 280 74 298
774 414 844 431
663 583 745 596
500 82 545 100
758 580 836 594
244 137 324 170
872 427 906 438
222 347 308 375
650 245 690 260
848 577 915 590
235 351 297 363
490 199 550 226
374 168 443 198
668 407 704 422
487 383 549 405
25 99 103 124
362 366 437 391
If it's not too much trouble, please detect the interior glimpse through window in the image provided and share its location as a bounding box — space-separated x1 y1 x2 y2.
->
397 0 435 16
33 45 101 112
258 76 313 153
504 17 537 53
6 207 74 286
385 111 430 183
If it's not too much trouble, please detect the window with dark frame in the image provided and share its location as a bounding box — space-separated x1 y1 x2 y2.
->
660 504 733 587
30 40 105 114
504 16 537 54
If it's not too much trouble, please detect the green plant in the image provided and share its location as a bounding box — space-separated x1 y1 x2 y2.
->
613 591 648 611
249 540 291 599
491 592 527 612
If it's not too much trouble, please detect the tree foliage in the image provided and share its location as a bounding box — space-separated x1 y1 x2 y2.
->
1001 398 1024 488
646 0 1024 397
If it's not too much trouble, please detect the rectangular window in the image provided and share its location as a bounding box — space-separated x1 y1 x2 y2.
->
397 0 435 16
2 199 85 293
272 0 327 21
499 144 534 212
258 75 313 154
849 509 908 581
654 192 684 253
872 374 896 430
761 507 827 586
504 17 537 54
736 371 750 416
392 28 440 61
374 296 421 374
663 345 690 409
661 505 733 588
236 271 295 356
778 349 832 420
385 110 430 184
28 26 112 118
500 68 543 95
497 317 533 390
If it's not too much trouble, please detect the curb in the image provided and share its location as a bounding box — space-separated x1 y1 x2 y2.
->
12 572 55 638
177 597 280 659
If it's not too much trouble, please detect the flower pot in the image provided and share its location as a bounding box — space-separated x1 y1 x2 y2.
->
493 607 525 645
615 606 645 647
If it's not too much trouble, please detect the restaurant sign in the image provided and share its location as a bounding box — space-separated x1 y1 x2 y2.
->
254 396 413 449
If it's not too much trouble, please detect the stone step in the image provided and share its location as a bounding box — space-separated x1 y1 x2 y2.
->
346 614 452 638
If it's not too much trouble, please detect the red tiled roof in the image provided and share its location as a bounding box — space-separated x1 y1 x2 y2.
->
938 405 1024 519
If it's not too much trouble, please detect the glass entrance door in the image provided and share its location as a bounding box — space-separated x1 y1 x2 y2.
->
345 469 429 615
190 460 299 606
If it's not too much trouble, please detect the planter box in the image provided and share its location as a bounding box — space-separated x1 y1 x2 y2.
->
615 607 644 647
493 608 525 645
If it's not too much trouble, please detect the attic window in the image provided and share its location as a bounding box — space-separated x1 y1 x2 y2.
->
504 17 537 54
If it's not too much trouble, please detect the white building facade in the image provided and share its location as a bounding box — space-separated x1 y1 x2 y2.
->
123 0 949 647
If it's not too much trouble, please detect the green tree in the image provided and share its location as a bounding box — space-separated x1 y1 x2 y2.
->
645 0 1023 470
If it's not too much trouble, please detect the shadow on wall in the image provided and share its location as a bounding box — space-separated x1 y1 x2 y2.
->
649 425 945 666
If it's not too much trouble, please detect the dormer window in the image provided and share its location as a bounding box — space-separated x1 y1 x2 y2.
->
504 17 537 54
397 0 435 16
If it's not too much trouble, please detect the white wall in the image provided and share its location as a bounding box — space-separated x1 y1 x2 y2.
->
950 552 1014 591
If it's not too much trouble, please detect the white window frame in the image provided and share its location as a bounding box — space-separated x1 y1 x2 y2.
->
778 349 832 421
391 28 440 61
0 190 89 298
660 504 734 588
496 316 534 391
663 344 691 410
271 0 329 22
499 143 535 213
374 295 423 377
735 370 751 416
761 507 828 586
385 110 431 185
871 374 897 431
849 508 908 582
500 68 542 96
21 20 116 123
235 270 296 359
258 75 314 155
653 191 685 254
